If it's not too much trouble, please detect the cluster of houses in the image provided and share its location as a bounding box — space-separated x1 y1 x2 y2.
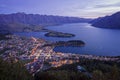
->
0 35 119 74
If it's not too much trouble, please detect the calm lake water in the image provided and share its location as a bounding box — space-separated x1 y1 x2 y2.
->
16 23 120 56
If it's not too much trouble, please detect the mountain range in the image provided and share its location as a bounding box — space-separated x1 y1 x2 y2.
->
91 12 120 29
0 12 91 33
1 11 120 33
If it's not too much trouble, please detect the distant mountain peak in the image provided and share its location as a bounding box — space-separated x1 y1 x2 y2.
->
15 12 26 14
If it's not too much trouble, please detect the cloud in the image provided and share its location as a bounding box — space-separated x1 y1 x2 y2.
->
94 2 120 8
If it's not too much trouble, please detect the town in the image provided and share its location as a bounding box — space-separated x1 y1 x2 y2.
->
0 35 119 74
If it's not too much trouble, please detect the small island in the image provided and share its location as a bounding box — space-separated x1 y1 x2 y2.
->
45 31 75 38
44 40 85 47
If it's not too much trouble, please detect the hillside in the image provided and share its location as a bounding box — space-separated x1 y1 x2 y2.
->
0 12 91 33
91 12 120 29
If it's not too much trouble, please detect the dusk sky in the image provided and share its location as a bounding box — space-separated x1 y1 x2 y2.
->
0 0 120 18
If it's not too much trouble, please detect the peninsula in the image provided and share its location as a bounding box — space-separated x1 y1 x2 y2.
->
44 40 85 47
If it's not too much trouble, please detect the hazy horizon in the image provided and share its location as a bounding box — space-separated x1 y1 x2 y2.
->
0 0 120 18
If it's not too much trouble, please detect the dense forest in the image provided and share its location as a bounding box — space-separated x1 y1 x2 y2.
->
0 58 34 80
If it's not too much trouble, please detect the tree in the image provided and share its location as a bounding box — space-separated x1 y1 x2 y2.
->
92 70 105 80
109 65 120 80
0 58 33 80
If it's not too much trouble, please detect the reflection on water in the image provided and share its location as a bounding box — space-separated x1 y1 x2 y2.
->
16 23 120 56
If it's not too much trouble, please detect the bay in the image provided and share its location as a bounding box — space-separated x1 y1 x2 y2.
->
16 23 120 56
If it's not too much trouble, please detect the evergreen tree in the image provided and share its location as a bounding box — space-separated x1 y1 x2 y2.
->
109 65 120 80
0 58 33 80
92 70 105 80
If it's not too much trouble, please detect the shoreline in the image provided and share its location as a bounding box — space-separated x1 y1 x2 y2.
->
0 34 119 74
10 33 120 57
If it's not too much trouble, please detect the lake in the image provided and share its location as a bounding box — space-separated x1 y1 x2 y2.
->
16 23 120 56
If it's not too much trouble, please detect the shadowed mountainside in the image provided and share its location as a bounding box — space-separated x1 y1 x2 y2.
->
91 12 120 29
0 12 91 33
